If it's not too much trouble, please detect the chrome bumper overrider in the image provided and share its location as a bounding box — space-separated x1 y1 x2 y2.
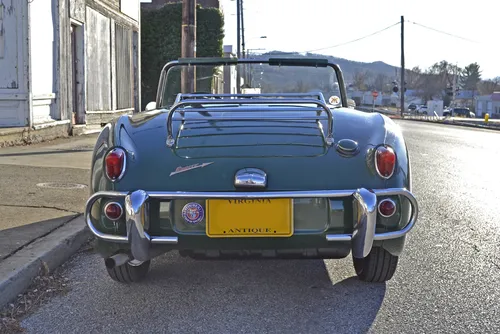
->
84 188 418 261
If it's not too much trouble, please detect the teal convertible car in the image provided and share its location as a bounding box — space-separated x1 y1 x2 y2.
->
85 57 418 283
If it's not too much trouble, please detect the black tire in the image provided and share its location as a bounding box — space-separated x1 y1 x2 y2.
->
352 247 398 283
106 260 151 283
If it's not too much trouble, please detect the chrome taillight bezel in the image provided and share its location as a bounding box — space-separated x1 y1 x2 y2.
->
104 147 127 182
378 198 397 218
104 201 124 221
374 145 396 179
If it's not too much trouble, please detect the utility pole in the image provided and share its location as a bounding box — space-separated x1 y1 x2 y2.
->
181 0 196 93
241 0 245 59
236 0 241 93
240 0 246 86
452 62 458 105
400 15 405 118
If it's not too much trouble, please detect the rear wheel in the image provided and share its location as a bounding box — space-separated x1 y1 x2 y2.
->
106 259 151 283
352 247 398 283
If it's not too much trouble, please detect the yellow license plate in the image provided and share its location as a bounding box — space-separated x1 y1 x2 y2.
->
206 198 294 238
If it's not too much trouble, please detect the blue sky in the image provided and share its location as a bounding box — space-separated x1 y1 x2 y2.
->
141 0 498 79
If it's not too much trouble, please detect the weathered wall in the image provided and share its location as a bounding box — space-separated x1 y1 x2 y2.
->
69 0 140 118
115 23 134 109
30 0 57 124
85 6 112 111
0 0 29 127
69 0 85 22
57 0 71 122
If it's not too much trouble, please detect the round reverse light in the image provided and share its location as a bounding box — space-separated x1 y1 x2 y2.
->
378 199 396 218
104 202 123 220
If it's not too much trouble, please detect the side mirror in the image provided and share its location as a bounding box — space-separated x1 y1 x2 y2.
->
347 98 356 108
145 101 157 111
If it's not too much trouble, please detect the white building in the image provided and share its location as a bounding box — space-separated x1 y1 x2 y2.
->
476 92 500 118
0 0 141 140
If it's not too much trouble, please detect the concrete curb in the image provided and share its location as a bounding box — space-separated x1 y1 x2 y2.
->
394 117 500 131
0 215 91 309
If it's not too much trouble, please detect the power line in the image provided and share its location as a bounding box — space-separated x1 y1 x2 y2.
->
407 20 480 43
302 22 400 53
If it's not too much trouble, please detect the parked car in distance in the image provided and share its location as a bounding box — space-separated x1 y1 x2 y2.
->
443 107 475 118
416 105 428 114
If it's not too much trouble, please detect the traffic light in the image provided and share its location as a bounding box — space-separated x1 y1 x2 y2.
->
392 81 407 93
392 81 399 93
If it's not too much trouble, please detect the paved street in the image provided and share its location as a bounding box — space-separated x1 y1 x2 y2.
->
17 121 500 333
0 136 96 259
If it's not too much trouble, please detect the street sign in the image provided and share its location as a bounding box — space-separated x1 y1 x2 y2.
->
372 91 379 98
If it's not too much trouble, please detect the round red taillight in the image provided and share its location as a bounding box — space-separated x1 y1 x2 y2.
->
375 146 396 178
378 199 396 217
104 202 123 220
105 148 125 181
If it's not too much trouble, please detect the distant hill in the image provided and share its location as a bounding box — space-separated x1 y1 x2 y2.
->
244 50 399 94
254 50 399 83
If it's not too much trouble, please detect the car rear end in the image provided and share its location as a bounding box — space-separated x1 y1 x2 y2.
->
85 58 419 283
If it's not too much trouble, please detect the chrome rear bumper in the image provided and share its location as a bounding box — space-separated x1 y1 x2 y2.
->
84 188 418 262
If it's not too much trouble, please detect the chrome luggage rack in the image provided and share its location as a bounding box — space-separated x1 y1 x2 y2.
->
165 92 335 148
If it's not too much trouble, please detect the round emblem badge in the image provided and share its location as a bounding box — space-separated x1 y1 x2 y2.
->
329 95 340 105
181 202 204 224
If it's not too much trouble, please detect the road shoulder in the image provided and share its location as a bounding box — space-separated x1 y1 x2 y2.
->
0 216 91 309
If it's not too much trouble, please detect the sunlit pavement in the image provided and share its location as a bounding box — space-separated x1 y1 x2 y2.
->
21 121 500 334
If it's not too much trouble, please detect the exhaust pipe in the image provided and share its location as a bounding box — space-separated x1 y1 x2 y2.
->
105 253 132 269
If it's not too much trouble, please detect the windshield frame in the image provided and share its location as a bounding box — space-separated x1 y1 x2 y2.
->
155 57 348 109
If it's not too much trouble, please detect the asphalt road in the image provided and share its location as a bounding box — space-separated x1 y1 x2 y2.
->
20 120 500 334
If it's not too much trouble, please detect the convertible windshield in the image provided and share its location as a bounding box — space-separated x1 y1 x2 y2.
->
158 59 344 109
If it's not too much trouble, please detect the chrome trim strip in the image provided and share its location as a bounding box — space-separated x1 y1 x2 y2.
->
179 92 328 103
351 188 377 258
84 188 418 257
84 194 180 245
165 97 335 148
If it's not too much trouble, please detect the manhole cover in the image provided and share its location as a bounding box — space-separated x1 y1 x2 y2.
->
36 182 87 190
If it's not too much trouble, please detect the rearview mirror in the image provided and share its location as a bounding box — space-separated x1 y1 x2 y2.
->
145 101 157 111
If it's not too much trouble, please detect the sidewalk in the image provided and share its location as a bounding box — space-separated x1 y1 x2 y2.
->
355 106 500 130
0 134 99 308
392 115 500 130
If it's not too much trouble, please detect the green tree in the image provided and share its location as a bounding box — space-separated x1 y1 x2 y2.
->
460 63 482 109
140 3 224 109
460 63 482 90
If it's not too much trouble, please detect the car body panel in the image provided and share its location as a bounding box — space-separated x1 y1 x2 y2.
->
91 107 409 193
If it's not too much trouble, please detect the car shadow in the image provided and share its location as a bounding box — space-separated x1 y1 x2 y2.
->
102 252 386 333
